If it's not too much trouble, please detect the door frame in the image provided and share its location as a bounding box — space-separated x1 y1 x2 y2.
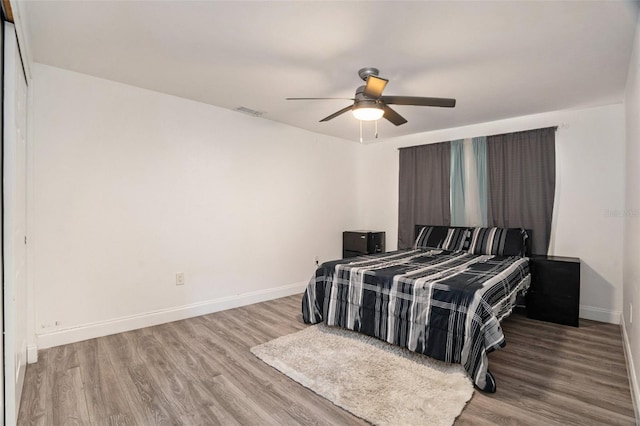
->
3 21 28 426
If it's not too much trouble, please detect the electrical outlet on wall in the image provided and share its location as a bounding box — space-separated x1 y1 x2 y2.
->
176 272 185 286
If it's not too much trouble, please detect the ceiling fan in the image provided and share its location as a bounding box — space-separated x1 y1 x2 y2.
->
286 67 456 126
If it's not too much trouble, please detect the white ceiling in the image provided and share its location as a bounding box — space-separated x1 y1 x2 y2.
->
23 1 640 142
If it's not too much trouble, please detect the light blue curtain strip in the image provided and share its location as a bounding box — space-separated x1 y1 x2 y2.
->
472 136 488 226
450 139 466 227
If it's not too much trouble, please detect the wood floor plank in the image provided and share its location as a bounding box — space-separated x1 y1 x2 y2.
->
100 334 182 425
76 339 136 425
494 364 635 424
491 349 633 401
503 333 628 369
199 403 243 426
126 362 183 425
186 314 366 425
102 413 136 426
49 342 81 372
505 327 628 364
17 350 51 426
203 374 281 425
128 327 249 425
461 393 569 426
156 322 223 380
52 367 92 426
18 294 636 426
166 319 303 425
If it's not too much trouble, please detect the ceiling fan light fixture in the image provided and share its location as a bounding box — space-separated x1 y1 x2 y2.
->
287 67 455 129
352 103 384 121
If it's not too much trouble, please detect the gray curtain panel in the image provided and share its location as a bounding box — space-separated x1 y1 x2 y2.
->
487 127 556 254
398 142 451 249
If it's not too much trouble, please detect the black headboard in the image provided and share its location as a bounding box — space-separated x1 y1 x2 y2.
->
413 225 533 257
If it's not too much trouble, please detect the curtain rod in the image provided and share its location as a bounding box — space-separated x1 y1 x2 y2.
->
397 125 561 151
482 125 559 138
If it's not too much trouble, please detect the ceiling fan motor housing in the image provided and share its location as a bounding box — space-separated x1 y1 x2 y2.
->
355 85 379 100
358 67 380 81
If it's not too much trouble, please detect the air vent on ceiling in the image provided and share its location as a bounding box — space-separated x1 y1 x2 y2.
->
235 106 265 117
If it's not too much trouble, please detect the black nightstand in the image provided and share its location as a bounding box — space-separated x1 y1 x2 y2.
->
343 231 385 258
526 255 580 327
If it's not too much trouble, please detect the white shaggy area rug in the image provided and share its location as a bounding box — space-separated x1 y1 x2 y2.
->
251 324 474 426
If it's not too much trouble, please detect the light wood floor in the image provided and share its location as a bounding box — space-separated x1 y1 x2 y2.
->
18 295 635 425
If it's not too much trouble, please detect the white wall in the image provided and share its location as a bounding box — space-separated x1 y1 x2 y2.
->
623 12 640 420
31 64 362 348
358 104 626 324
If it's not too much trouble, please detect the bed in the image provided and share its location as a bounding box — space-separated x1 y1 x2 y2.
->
302 225 531 392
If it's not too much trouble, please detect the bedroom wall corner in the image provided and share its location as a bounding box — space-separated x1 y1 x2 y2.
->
623 9 640 423
30 64 362 348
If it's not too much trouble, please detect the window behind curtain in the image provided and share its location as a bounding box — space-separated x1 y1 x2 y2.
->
451 138 488 227
398 142 451 249
487 127 556 255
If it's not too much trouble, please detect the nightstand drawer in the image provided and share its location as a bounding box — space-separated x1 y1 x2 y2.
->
527 293 579 327
527 255 580 327
530 259 579 299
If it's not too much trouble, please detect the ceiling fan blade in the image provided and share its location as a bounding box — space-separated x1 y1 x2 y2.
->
286 97 354 101
381 96 456 108
320 105 353 122
383 105 408 126
363 76 389 98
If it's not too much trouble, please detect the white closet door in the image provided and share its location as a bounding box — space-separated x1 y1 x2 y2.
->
4 22 28 426
0 18 4 424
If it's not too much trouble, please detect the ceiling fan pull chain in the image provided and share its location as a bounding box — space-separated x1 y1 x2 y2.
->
375 120 378 139
360 120 363 143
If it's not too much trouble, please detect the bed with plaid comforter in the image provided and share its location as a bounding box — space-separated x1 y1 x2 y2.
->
302 249 530 391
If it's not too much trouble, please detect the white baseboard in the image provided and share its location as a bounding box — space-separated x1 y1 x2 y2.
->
579 304 621 324
27 345 38 364
621 316 640 425
37 282 307 350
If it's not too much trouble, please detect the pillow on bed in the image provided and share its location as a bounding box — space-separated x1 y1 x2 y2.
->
414 226 449 249
415 226 470 252
442 227 471 252
467 227 527 256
